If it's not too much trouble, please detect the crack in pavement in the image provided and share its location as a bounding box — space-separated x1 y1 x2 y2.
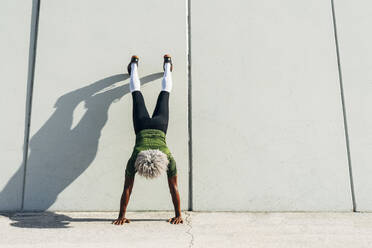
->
185 212 194 248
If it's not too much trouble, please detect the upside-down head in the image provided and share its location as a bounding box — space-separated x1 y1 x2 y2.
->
134 149 169 179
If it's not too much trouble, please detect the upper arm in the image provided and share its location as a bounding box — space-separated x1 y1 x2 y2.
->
167 175 178 190
166 155 177 178
124 175 135 189
125 153 136 179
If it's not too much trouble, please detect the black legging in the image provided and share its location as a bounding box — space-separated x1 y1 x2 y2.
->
132 91 169 135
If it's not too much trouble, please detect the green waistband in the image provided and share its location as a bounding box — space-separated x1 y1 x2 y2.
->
135 129 167 146
136 129 166 138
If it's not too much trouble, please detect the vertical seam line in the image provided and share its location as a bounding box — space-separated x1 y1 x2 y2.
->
331 0 356 212
187 0 193 211
21 0 40 211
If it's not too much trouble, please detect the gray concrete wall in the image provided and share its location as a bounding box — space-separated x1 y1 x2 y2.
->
0 0 371 211
23 0 188 211
0 1 32 211
333 0 372 211
191 0 352 211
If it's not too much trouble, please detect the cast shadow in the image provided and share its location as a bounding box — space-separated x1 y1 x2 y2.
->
1 212 168 229
0 72 163 228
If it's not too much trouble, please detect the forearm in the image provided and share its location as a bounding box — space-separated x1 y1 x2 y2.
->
168 176 181 217
118 176 134 218
170 189 181 217
118 188 131 218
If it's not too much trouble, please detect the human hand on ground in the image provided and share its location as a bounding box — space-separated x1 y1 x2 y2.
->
168 216 183 224
112 217 130 225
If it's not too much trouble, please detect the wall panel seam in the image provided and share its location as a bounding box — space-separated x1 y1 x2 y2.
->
21 0 40 211
187 0 193 211
330 0 356 212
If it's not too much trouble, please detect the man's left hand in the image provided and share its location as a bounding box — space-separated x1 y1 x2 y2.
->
168 216 183 224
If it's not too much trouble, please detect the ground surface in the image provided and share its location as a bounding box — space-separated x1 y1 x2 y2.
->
1 212 372 248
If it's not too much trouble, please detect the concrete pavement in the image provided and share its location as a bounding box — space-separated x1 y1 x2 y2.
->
1 212 372 248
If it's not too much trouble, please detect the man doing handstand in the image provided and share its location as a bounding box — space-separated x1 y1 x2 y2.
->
113 55 183 225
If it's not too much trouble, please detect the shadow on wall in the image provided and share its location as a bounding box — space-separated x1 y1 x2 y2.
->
0 72 162 215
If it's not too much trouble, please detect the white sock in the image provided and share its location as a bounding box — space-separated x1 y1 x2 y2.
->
162 63 172 92
130 63 141 92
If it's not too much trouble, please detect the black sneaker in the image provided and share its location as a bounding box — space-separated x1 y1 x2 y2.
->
127 55 139 75
163 54 173 72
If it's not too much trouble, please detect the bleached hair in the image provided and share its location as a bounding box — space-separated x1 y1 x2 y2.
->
134 149 169 179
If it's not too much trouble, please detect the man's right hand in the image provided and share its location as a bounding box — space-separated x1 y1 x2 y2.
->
112 217 130 225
